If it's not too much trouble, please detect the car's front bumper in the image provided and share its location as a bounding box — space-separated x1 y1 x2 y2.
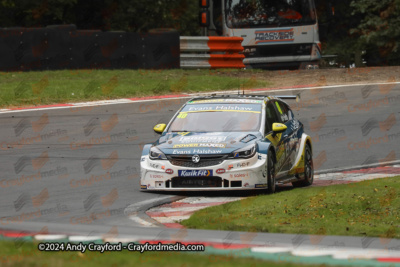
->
140 153 269 191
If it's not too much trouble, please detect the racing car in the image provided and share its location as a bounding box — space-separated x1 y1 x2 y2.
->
140 95 313 193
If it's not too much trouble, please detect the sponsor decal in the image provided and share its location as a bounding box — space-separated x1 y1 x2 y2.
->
140 185 147 190
258 154 262 160
236 162 250 168
173 143 226 148
188 99 263 104
172 149 223 155
280 113 289 121
178 170 213 177
228 165 234 170
150 174 164 179
177 113 188 119
243 183 250 188
165 169 174 174
177 132 190 136
140 157 145 162
149 163 159 169
216 169 226 174
230 173 249 178
180 103 262 114
291 120 300 131
178 136 227 143
255 184 267 188
186 105 258 112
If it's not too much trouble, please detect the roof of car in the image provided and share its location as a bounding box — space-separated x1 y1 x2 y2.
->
187 94 283 104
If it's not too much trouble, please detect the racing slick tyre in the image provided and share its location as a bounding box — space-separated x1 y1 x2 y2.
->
266 150 276 194
292 145 313 187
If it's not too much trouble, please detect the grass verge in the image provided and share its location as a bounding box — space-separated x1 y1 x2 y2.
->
0 69 270 108
0 240 330 267
181 176 400 239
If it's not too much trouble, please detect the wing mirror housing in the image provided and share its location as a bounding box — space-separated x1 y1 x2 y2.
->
153 123 166 134
272 123 287 137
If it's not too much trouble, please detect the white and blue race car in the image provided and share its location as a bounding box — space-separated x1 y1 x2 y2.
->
140 95 313 192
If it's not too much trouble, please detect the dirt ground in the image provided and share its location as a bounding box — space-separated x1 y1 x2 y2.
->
222 66 400 89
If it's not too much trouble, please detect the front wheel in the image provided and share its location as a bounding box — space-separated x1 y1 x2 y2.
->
266 150 276 194
292 145 313 187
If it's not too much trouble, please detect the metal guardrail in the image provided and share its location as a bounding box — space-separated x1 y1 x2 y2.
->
180 36 245 69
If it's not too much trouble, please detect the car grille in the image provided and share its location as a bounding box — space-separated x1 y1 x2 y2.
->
171 176 222 188
168 155 227 168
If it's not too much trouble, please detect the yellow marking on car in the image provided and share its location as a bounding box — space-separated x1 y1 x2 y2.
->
265 132 282 146
275 102 283 114
177 113 188 118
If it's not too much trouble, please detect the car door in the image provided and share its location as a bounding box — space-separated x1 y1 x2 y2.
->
264 100 286 176
275 100 300 172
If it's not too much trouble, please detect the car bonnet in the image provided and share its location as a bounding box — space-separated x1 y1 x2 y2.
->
155 131 262 155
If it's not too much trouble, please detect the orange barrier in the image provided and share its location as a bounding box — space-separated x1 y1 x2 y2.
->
180 36 245 69
207 37 244 53
208 54 245 69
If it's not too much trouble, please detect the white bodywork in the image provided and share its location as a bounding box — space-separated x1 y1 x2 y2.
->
140 152 268 191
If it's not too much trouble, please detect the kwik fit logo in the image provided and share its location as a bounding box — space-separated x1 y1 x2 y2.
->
178 170 212 177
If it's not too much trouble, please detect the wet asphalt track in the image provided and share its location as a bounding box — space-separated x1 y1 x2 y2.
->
0 83 399 231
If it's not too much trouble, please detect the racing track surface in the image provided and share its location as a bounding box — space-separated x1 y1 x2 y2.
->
0 83 399 231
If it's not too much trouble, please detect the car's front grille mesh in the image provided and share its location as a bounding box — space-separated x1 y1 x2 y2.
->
169 159 223 168
167 154 227 168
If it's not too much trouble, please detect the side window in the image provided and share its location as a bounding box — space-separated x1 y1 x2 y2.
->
275 101 290 123
287 105 294 120
265 101 280 134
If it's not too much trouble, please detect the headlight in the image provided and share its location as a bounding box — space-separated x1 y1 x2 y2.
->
149 147 167 160
228 144 256 159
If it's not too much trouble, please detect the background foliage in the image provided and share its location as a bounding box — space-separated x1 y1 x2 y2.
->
0 0 200 35
1 0 399 66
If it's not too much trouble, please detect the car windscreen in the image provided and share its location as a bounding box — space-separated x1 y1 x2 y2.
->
225 0 316 29
168 103 262 132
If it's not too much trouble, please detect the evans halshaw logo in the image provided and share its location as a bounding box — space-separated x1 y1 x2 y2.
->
178 170 213 177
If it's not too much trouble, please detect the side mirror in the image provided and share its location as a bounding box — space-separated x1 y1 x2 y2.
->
153 123 166 134
272 123 287 136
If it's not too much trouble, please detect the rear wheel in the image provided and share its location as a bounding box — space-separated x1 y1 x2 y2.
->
292 145 313 187
266 150 276 194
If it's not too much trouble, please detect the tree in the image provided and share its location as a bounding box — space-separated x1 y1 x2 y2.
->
350 0 400 65
316 0 364 67
0 0 200 36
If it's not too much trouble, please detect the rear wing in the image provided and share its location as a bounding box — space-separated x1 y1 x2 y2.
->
275 95 300 102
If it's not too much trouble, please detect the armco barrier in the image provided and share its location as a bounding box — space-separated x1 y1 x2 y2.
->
180 36 245 69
